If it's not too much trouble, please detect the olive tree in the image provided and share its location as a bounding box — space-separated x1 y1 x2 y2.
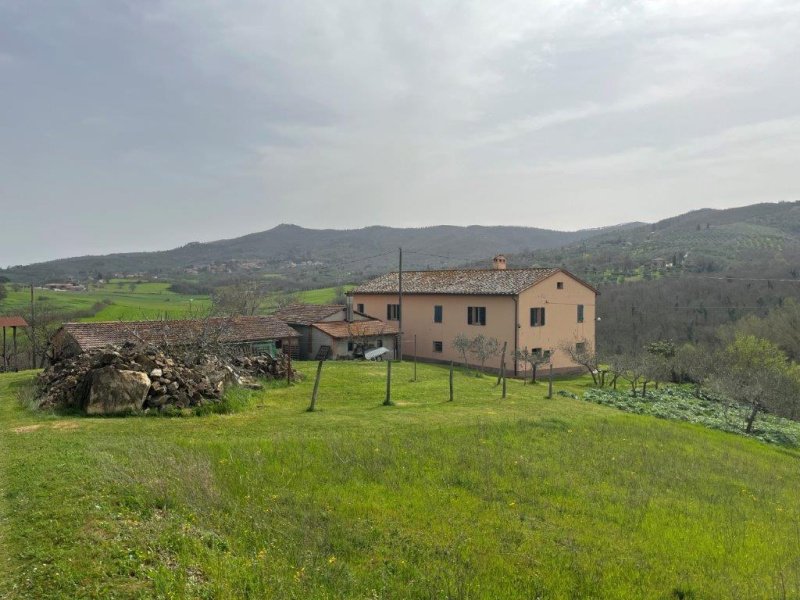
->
452 333 472 369
469 335 499 373
709 335 795 434
514 346 551 383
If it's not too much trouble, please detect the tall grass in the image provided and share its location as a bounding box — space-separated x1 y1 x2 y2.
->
1 363 799 599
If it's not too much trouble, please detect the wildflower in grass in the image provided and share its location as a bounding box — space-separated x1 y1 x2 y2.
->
328 555 336 564
258 549 267 561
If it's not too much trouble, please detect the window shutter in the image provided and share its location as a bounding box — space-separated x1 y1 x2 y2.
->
467 307 473 324
541 307 546 326
387 304 391 320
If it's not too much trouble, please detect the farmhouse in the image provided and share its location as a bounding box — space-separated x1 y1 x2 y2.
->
271 303 398 360
50 316 299 362
352 256 598 374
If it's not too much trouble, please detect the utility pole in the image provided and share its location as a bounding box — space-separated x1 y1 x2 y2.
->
398 246 403 360
30 284 36 369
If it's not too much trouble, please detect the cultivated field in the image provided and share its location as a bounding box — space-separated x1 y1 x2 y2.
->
1 362 798 599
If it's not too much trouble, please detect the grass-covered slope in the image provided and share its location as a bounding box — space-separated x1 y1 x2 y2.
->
1 363 799 599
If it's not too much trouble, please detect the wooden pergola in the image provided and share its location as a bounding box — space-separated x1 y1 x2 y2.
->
0 316 28 372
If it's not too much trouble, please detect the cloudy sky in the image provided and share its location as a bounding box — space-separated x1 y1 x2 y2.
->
1 0 799 265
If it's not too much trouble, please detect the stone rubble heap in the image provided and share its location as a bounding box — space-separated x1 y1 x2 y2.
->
37 343 296 414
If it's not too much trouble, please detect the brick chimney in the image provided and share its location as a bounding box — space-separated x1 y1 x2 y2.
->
492 255 507 270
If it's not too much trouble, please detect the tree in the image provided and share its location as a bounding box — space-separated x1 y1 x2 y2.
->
561 339 601 385
469 335 499 373
212 281 269 316
709 335 794 433
674 343 715 397
452 333 472 369
514 346 551 383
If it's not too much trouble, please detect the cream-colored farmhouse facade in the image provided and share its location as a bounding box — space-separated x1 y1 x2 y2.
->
352 256 597 374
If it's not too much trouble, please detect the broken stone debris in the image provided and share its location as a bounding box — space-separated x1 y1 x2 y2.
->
37 343 296 415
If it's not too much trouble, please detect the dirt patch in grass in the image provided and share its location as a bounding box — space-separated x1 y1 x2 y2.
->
11 424 43 433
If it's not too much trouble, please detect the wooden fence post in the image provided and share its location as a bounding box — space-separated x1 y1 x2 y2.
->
547 363 553 399
413 335 417 382
496 341 507 386
307 360 324 412
449 361 454 402
383 360 394 406
286 339 292 385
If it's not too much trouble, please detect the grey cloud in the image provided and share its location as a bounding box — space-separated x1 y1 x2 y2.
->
0 0 798 265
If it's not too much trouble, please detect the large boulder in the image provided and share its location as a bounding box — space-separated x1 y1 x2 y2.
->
83 367 151 415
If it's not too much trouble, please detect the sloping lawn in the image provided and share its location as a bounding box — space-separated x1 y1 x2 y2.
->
1 363 799 599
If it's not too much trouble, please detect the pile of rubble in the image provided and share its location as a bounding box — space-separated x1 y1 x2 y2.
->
37 343 296 414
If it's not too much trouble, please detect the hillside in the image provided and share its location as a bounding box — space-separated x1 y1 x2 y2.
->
513 201 800 283
1 363 798 599
0 223 637 285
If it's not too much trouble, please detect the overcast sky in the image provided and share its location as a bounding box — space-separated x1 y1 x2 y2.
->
1 0 799 266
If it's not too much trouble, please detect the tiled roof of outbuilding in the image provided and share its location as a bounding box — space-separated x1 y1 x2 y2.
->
312 320 399 340
353 268 569 296
59 316 298 351
271 304 345 325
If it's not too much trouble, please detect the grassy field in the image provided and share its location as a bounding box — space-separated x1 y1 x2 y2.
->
1 362 799 599
0 280 212 322
0 281 354 323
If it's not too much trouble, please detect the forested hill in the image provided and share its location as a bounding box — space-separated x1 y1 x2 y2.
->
510 201 800 284
510 201 800 356
0 223 637 284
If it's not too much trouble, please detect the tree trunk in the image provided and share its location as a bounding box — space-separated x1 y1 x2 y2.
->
642 381 648 398
745 403 760 433
496 342 507 386
532 363 537 384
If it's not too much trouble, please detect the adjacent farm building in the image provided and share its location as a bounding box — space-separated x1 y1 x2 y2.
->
50 316 299 362
352 256 597 374
271 303 398 360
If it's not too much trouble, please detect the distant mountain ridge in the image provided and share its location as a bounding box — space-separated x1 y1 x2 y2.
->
0 222 641 284
3 201 799 286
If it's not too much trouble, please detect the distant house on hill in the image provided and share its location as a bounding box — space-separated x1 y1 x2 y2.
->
351 255 598 374
271 303 398 360
50 316 299 362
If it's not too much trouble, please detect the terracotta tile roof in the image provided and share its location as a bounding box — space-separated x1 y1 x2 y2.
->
353 268 564 296
59 316 298 351
271 304 345 325
0 317 29 328
312 319 399 340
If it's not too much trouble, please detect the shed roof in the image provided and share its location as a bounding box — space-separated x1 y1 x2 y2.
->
312 319 399 340
271 304 345 325
0 316 29 328
353 268 593 296
58 316 298 352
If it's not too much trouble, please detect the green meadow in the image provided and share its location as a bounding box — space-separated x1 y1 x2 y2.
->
0 281 354 323
0 280 211 322
1 362 799 599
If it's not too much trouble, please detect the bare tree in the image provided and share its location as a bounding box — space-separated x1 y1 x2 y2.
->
212 281 270 316
514 346 551 383
560 339 601 385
